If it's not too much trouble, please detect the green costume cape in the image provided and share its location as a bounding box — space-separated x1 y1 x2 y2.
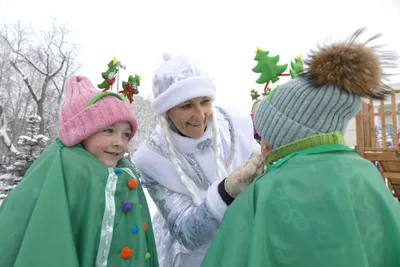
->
0 139 158 267
202 135 400 267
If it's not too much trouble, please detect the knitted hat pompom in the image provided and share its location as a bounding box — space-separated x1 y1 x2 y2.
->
254 27 399 149
162 52 173 61
304 27 399 100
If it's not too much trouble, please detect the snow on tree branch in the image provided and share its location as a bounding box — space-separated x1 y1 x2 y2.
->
0 20 79 134
0 31 47 76
0 106 19 155
127 96 157 153
9 60 38 102
0 114 49 204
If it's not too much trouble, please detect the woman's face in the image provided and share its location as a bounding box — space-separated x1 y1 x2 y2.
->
167 96 212 139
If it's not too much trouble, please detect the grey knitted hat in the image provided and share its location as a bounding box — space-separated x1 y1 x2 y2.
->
254 28 399 149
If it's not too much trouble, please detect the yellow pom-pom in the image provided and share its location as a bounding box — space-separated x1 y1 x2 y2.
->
255 47 263 54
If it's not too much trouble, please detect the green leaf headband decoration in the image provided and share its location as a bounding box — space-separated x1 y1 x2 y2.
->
250 88 260 100
252 47 304 102
98 56 120 91
119 74 141 104
97 56 141 104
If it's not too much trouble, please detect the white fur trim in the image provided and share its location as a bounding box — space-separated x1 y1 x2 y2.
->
163 52 173 61
206 180 228 221
133 143 194 195
151 76 216 116
132 106 254 209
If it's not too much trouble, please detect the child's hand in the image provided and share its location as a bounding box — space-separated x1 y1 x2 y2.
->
224 154 265 198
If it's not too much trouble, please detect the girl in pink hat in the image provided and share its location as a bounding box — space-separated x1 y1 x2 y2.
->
0 76 158 267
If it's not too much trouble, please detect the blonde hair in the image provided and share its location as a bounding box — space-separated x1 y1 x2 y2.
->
251 99 262 114
160 108 224 205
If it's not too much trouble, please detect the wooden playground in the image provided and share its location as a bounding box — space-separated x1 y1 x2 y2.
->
355 85 400 200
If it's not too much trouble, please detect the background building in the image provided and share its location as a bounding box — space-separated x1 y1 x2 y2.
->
344 83 400 147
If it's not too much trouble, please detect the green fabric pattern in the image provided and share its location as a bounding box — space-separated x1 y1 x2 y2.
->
202 142 400 267
0 139 158 267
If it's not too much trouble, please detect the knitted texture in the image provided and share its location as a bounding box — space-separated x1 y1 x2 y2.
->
58 76 138 147
224 154 264 198
255 76 360 149
254 28 399 149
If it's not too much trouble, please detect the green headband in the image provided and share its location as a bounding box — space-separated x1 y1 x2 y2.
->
86 91 123 107
251 48 304 102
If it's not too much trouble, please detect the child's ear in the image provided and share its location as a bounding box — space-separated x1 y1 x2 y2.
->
261 139 270 157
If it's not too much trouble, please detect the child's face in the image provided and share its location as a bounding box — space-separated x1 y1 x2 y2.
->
82 121 132 167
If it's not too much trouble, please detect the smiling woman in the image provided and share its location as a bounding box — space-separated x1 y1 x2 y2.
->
167 97 212 139
133 53 263 267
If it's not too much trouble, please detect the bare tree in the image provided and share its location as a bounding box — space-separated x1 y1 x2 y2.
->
0 106 19 157
0 20 78 134
51 54 81 104
128 95 158 154
43 49 81 138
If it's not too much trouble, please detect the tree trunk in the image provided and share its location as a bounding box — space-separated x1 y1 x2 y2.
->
37 101 44 134
0 106 20 155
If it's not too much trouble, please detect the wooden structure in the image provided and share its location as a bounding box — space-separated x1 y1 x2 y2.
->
355 88 400 200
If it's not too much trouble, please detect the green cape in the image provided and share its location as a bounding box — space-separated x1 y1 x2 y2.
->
0 139 158 267
202 145 400 267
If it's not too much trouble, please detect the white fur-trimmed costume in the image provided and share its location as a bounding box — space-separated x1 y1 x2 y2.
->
132 53 260 267
133 105 259 266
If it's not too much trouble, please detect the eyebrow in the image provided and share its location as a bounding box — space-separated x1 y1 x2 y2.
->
107 124 131 131
181 97 209 105
122 126 132 132
180 102 191 106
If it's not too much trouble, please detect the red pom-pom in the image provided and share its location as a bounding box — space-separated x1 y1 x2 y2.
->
128 179 137 189
120 247 132 259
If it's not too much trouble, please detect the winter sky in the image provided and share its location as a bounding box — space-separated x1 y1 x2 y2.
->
1 0 400 216
1 0 400 114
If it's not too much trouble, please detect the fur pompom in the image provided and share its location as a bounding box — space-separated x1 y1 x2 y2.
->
304 27 399 100
162 52 173 61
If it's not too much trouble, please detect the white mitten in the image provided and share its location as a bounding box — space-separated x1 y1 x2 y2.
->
224 154 264 198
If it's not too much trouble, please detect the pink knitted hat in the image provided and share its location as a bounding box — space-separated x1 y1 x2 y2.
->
58 76 138 147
